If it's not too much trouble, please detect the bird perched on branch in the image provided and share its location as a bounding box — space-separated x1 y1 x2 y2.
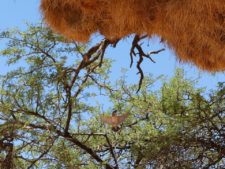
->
100 110 129 132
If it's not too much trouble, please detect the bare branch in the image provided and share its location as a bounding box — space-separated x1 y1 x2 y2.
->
130 35 165 92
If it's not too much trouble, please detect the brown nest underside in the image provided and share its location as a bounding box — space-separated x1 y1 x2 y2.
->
40 0 225 71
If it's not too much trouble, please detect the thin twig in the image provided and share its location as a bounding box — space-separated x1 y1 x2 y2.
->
104 134 119 169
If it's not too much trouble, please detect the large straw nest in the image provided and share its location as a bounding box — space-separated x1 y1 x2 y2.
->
40 0 225 71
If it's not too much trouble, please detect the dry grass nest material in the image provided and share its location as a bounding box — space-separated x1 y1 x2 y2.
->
41 0 225 71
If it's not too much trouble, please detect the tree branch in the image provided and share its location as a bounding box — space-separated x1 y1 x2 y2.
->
104 134 119 169
130 35 165 92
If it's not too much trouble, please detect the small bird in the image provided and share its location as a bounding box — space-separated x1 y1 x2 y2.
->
100 110 129 132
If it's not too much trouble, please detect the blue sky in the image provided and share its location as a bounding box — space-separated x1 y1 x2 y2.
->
0 0 225 92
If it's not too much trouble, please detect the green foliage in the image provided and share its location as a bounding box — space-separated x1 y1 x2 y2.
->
0 24 224 169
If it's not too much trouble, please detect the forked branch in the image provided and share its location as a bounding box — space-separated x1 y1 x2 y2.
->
130 35 165 92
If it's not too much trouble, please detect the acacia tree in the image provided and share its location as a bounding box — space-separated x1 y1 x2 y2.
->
0 24 224 169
